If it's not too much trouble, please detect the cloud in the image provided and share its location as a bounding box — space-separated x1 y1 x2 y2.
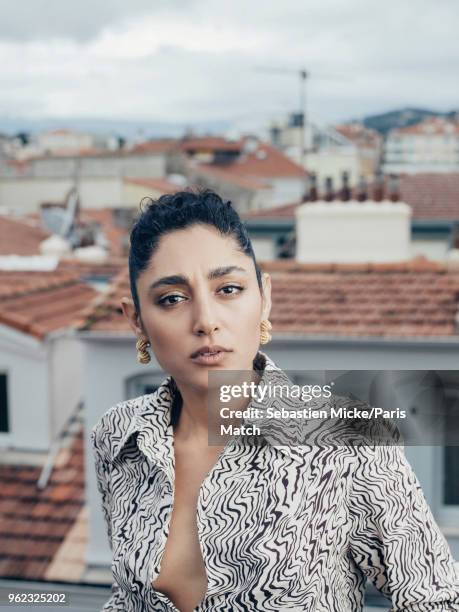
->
0 0 457 124
0 0 184 42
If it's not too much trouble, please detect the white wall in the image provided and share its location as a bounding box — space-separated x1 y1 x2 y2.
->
296 200 411 263
0 324 50 451
411 238 450 261
0 177 124 213
266 178 307 206
305 149 360 188
49 334 85 440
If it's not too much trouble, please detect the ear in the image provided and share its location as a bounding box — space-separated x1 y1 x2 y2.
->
261 272 272 321
121 297 144 338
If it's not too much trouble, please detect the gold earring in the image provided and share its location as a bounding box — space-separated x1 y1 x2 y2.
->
260 319 272 345
136 338 151 364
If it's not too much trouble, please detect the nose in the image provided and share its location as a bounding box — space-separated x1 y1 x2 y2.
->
192 292 220 337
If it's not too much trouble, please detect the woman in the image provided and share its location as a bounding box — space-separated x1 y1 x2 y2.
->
91 189 459 611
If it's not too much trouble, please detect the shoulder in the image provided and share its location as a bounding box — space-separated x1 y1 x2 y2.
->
90 394 149 462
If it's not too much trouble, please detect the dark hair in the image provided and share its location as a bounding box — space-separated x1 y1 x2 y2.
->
128 188 263 316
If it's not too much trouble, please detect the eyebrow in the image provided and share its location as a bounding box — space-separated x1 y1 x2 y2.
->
148 265 248 292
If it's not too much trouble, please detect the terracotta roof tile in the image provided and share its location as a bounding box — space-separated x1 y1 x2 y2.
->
78 261 459 339
0 216 50 255
0 269 98 339
124 177 181 194
129 139 178 154
391 116 459 136
191 163 271 191
226 141 307 179
179 137 244 153
0 428 85 581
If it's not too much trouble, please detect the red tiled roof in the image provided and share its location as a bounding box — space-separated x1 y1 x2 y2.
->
243 201 299 219
124 177 181 194
391 116 459 136
0 270 98 339
227 141 307 179
56 256 126 279
179 137 243 153
129 139 178 154
78 259 459 339
192 164 270 191
243 173 459 221
397 173 459 220
0 216 50 255
263 259 459 338
0 427 85 581
334 123 382 148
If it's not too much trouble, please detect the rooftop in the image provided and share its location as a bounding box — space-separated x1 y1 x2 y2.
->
243 173 459 222
78 259 459 339
0 269 98 339
124 177 182 194
0 216 50 256
390 116 459 136
226 141 308 180
0 426 86 582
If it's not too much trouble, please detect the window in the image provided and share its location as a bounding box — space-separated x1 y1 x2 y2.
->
0 373 9 433
443 391 459 505
125 372 166 400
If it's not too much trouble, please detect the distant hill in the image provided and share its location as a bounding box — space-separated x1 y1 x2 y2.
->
357 107 458 136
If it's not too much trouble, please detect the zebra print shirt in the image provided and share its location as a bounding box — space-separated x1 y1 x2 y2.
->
91 350 459 611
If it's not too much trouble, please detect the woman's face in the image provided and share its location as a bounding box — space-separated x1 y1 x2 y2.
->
122 224 271 392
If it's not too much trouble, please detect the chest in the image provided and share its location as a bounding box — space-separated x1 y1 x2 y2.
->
109 443 354 594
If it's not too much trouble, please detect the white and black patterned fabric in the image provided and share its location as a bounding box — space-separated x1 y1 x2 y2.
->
91 351 459 611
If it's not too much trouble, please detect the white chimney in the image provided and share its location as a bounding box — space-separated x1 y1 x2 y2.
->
295 200 411 263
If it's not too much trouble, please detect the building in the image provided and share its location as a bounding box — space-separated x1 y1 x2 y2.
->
172 135 309 212
0 143 174 213
0 269 97 453
384 116 459 174
36 129 95 157
269 115 382 188
243 173 459 263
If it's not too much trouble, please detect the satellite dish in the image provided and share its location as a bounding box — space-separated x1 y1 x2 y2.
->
60 187 80 239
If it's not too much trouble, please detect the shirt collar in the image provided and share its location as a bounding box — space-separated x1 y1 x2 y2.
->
109 350 305 469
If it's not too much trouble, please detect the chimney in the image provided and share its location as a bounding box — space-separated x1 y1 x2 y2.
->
324 176 334 202
388 174 400 202
372 171 384 202
308 173 318 202
356 176 368 202
339 171 351 202
295 198 412 263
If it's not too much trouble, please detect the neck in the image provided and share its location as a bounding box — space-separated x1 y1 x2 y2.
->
172 354 265 444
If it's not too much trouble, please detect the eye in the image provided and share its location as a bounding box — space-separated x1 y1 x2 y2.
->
157 294 187 306
219 284 244 295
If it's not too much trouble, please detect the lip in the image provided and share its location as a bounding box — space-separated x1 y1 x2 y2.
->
190 345 232 365
190 345 231 358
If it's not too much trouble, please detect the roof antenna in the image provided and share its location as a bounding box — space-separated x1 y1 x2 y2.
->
388 174 400 202
324 176 334 202
373 171 384 202
356 176 368 202
339 171 351 201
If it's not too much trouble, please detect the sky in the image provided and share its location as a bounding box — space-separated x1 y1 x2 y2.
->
0 0 458 130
